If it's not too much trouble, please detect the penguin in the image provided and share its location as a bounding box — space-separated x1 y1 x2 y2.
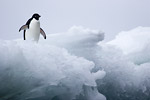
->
19 13 46 42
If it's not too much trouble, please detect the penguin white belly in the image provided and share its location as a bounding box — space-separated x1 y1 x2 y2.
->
26 19 40 42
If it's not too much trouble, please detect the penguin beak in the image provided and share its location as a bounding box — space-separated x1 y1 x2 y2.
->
39 15 41 17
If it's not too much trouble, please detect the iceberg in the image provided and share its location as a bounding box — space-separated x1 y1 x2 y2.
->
0 26 106 100
1 26 150 100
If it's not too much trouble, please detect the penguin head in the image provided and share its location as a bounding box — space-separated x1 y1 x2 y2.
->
32 13 41 20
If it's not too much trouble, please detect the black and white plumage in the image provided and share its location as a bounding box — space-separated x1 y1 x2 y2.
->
19 13 46 42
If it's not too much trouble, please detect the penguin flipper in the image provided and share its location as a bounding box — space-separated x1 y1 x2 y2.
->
40 28 46 39
19 25 28 32
23 30 26 40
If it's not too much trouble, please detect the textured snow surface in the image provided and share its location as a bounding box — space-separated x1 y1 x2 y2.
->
1 26 150 100
0 26 105 100
99 27 150 100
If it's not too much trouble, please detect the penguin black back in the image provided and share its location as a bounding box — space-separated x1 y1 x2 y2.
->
23 18 32 40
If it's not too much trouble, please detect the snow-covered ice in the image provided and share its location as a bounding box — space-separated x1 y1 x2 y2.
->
0 26 106 100
1 26 150 100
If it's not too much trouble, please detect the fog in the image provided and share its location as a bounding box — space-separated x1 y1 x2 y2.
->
0 0 150 40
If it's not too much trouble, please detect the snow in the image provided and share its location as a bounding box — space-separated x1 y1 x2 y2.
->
97 27 150 100
108 26 150 55
108 26 150 65
1 26 150 100
0 26 105 100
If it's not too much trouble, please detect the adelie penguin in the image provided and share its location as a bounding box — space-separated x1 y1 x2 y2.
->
19 13 46 42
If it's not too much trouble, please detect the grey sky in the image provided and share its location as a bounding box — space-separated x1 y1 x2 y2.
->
0 0 150 41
